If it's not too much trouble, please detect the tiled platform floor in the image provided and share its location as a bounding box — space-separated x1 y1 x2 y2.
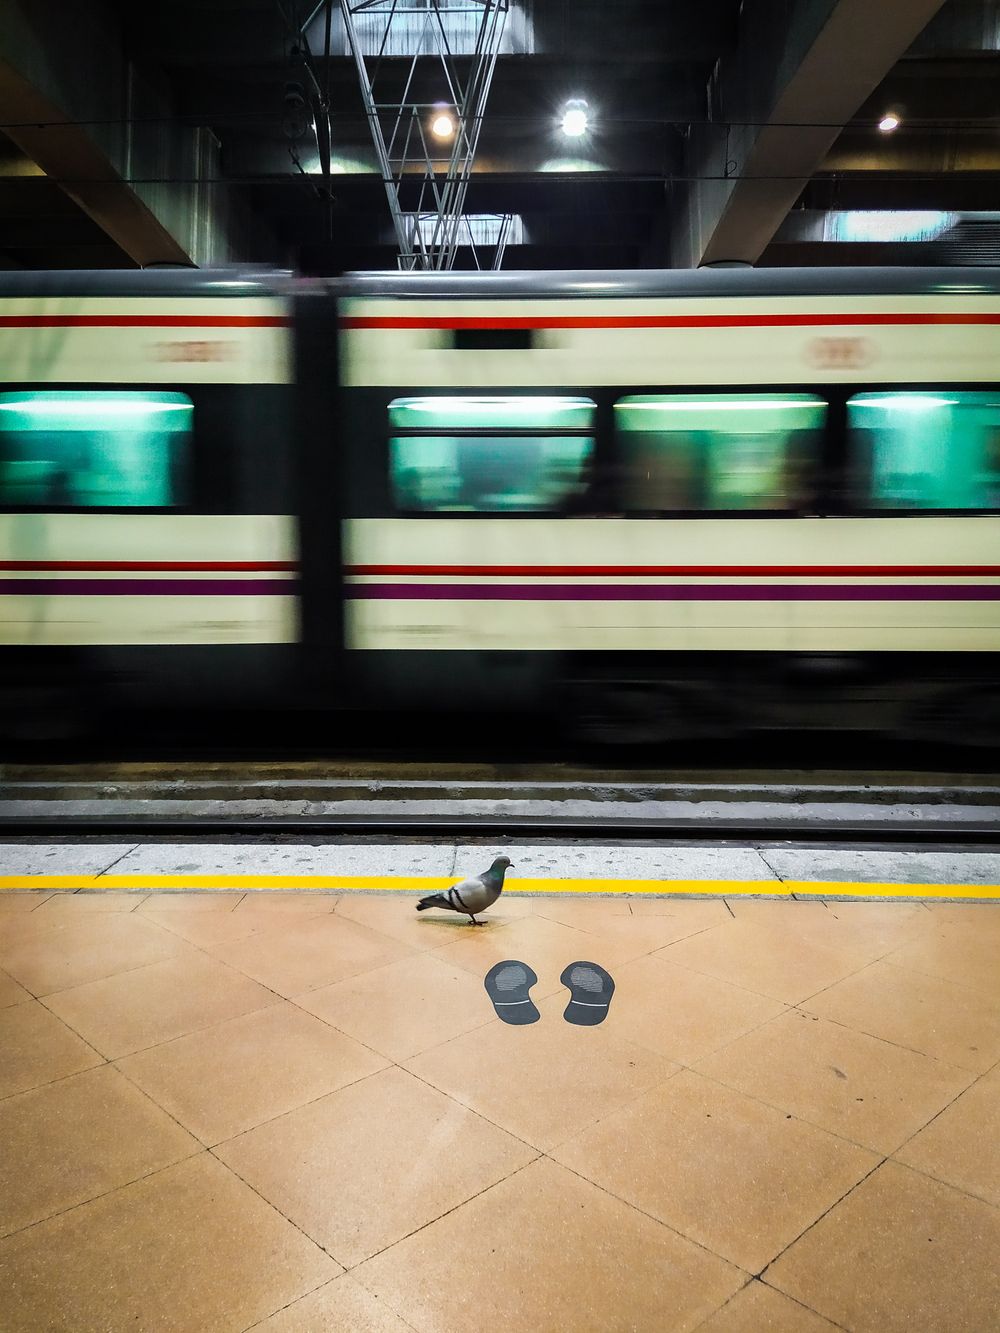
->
1 888 998 1331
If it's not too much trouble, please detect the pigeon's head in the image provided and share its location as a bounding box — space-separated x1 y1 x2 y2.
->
492 855 513 872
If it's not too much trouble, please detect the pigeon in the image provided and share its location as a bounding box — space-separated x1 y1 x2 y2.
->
416 855 513 926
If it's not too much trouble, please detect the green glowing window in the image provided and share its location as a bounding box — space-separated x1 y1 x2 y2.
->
614 394 826 512
388 395 594 512
848 392 1000 510
0 390 192 508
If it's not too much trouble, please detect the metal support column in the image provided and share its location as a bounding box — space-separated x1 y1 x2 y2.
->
340 0 509 269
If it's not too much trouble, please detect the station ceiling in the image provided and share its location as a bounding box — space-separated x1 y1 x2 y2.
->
0 0 997 272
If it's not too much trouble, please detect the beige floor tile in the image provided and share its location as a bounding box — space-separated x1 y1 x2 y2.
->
895 1065 1000 1206
696 1009 974 1154
659 920 865 1006
0 1000 101 1098
209 913 414 997
554 1069 877 1274
923 903 1000 935
595 952 787 1064
140 906 264 948
431 914 639 995
474 890 540 918
44 950 280 1059
251 1275 412 1333
0 907 76 950
0 891 54 911
297 952 494 1060
803 959 1000 1073
528 895 634 928
766 1161 1000 1332
0 1064 198 1238
729 899 930 962
698 1280 839 1332
217 1066 535 1266
355 1157 744 1333
116 1002 387 1145
818 900 935 937
407 999 678 1150
0 913 191 996
0 968 30 1008
139 891 244 912
889 926 1000 1000
629 897 736 925
334 892 489 947
725 899 834 931
34 891 146 913
560 909 744 961
232 891 339 916
0 1154 339 1333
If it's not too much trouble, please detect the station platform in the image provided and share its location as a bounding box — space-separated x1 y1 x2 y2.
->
1 841 998 1330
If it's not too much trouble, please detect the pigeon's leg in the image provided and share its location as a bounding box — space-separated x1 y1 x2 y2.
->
469 914 482 926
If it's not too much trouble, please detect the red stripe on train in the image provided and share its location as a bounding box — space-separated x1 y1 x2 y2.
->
346 565 1000 577
340 312 1000 331
0 315 289 329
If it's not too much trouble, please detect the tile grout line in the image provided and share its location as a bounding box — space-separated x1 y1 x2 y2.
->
238 1272 423 1333
689 1276 852 1332
680 1059 908 1159
205 1144 358 1271
549 1152 755 1277
756 1155 890 1288
886 1154 1000 1213
886 1058 999 1161
0 1145 209 1246
790 1001 994 1077
870 933 1000 1003
0 1047 108 1108
345 1154 543 1275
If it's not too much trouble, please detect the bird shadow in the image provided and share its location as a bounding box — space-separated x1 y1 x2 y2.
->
417 916 507 932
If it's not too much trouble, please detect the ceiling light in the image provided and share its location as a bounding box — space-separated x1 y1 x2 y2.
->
560 100 590 137
878 112 901 133
431 112 455 139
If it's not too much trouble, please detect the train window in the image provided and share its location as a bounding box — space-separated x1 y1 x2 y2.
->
614 394 826 512
0 390 191 509
388 395 595 512
847 391 1000 510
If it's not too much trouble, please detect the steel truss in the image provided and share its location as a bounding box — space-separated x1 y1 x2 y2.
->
340 0 510 270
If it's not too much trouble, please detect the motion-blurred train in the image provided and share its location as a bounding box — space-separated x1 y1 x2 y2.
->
1 265 998 742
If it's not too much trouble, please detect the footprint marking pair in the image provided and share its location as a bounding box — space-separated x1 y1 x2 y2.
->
484 960 615 1026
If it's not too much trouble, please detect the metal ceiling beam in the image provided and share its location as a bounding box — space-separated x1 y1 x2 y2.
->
670 0 949 267
340 0 511 270
0 0 265 267
0 65 190 267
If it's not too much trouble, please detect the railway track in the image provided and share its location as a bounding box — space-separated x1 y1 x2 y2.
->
2 765 998 844
1 817 998 844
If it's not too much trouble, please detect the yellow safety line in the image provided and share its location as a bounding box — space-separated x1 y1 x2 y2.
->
0 874 998 899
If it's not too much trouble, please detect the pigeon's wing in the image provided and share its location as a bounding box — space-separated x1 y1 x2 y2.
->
450 875 492 912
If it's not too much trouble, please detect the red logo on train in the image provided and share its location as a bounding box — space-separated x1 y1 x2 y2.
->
805 337 876 369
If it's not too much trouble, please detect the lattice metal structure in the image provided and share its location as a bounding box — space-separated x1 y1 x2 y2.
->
340 0 510 270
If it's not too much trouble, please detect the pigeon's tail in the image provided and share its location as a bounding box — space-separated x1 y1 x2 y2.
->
416 893 451 912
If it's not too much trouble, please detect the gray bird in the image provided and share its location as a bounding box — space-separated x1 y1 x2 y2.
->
416 855 513 926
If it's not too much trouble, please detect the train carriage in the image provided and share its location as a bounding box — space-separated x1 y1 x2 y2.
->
337 267 1000 742
0 269 307 731
1 265 999 742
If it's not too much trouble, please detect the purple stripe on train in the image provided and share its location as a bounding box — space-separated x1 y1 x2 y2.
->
348 582 1000 601
0 579 295 596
